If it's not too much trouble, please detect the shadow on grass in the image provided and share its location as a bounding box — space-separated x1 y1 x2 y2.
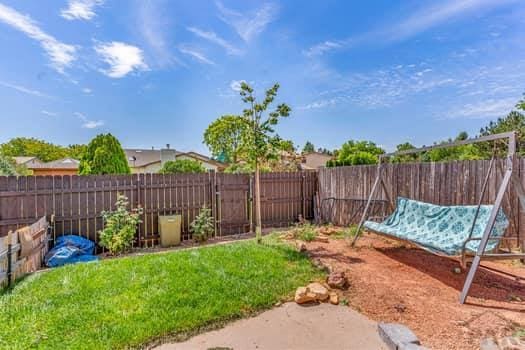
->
377 246 525 303
0 274 33 296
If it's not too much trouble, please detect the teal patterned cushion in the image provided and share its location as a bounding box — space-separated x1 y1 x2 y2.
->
364 197 509 256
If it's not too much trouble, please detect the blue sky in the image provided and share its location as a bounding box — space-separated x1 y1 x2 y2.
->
0 0 524 154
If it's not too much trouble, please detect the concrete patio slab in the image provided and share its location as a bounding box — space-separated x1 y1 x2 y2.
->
157 302 386 350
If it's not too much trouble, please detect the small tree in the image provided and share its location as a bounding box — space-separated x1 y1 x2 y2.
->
479 110 525 156
302 141 315 153
0 137 69 162
203 115 247 163
99 194 142 255
79 133 130 175
190 206 215 243
517 93 525 112
337 140 384 165
0 154 16 176
277 139 295 153
239 82 291 243
391 142 418 163
159 159 205 174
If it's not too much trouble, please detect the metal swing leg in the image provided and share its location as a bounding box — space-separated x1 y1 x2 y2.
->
351 162 383 246
459 164 512 304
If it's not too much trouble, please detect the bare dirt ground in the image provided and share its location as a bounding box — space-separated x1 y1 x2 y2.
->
302 230 525 350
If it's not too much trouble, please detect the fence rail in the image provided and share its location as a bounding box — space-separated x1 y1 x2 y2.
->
0 171 317 247
318 158 525 246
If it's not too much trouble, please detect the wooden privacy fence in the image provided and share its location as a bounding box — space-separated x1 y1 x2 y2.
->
318 159 525 245
0 216 48 287
0 171 317 247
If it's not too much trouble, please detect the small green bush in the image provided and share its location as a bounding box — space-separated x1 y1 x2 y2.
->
159 159 205 174
343 225 359 238
190 206 215 243
99 194 143 254
294 223 317 242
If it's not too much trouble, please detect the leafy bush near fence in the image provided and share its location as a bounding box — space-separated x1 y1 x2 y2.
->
293 223 317 242
99 194 142 254
190 206 215 242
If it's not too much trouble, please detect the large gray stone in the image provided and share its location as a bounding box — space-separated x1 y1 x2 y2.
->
480 338 499 350
378 323 421 350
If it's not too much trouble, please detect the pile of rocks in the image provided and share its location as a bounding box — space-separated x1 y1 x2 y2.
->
294 271 348 306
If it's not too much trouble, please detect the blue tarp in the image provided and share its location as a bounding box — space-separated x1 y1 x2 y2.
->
45 235 99 267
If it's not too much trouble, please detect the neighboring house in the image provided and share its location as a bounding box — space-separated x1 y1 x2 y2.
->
175 152 227 172
13 156 43 169
300 152 333 170
125 145 226 173
29 158 79 176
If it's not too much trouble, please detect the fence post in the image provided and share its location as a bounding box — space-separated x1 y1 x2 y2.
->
210 171 217 238
6 230 12 287
249 175 254 233
301 173 306 220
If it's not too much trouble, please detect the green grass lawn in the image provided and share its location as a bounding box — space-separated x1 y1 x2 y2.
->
0 237 322 349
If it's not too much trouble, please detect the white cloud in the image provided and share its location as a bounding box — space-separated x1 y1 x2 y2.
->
298 98 338 110
229 80 246 92
0 3 76 72
136 0 177 68
178 46 215 65
94 41 148 78
61 0 104 21
216 1 278 42
187 27 242 55
303 41 343 57
305 0 518 57
390 0 515 42
0 80 52 98
82 87 92 94
41 110 58 117
75 112 104 128
448 98 518 119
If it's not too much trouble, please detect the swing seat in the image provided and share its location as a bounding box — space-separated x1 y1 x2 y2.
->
364 197 509 256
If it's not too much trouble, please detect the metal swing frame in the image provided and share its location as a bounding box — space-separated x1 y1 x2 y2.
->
351 131 525 304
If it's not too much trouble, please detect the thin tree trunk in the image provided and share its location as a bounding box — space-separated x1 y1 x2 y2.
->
254 161 262 243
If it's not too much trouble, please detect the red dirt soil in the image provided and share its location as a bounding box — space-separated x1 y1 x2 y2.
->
301 231 525 350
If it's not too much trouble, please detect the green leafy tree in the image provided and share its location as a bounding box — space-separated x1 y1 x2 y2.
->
421 132 482 162
334 140 384 166
239 82 291 243
302 141 315 153
203 115 247 163
479 110 525 156
391 142 417 163
159 159 205 174
79 134 130 175
100 194 142 255
317 147 333 155
0 137 69 162
517 93 525 112
277 138 295 153
0 153 16 176
67 144 88 160
0 138 87 162
224 163 255 174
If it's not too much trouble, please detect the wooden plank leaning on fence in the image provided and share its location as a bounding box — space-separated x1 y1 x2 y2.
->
0 216 48 287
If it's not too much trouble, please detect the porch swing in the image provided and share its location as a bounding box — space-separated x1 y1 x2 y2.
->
351 131 525 304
